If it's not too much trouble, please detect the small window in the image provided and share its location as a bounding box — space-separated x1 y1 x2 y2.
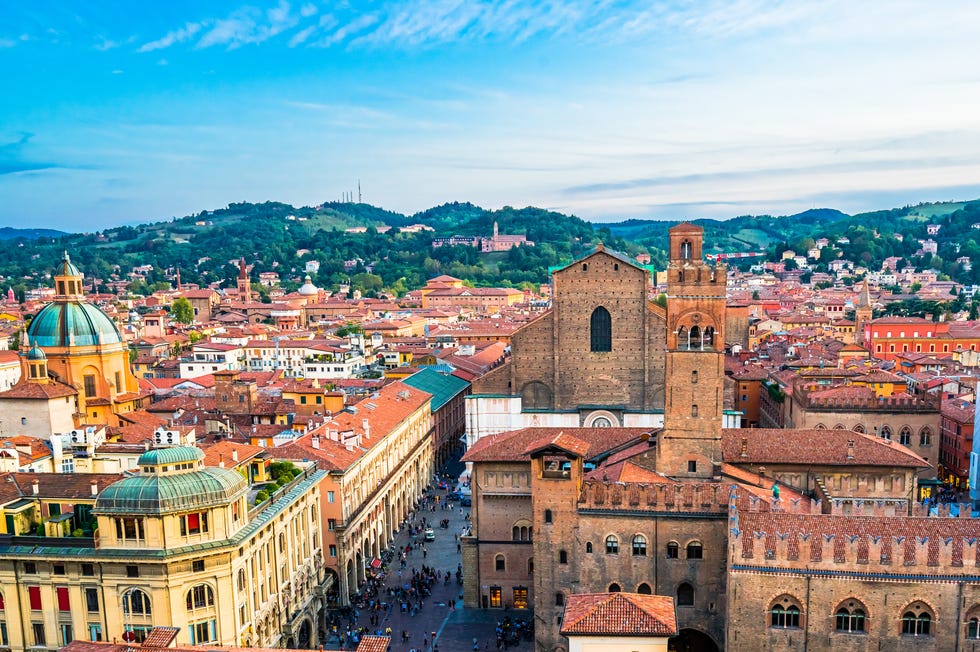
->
692 404 699 417
688 460 697 473
691 370 698 384
585 542 593 554
582 264 588 272
637 583 652 595
544 509 553 524
632 535 647 556
608 583 621 593
677 583 694 606
81 563 95 576
605 535 619 554
126 565 139 578
192 560 205 572
24 562 37 574
902 611 931 636
686 542 703 559
53 564 65 575
613 263 619 271
559 550 568 564
666 542 679 559
495 555 505 572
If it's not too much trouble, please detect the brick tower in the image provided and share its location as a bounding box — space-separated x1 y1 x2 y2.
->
657 223 727 478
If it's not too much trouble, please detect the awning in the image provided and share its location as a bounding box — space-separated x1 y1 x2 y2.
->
369 558 382 569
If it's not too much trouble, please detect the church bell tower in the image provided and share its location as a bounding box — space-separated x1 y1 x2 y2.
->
657 224 727 478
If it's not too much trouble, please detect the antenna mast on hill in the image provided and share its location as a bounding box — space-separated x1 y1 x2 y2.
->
358 180 362 204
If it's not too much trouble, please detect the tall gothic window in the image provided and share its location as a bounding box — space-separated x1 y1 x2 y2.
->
590 307 612 352
681 240 692 259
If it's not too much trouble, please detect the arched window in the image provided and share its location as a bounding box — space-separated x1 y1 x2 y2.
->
637 583 652 595
880 425 892 440
123 589 152 616
590 307 612 352
681 240 692 260
608 583 621 593
691 404 699 417
833 423 846 430
666 542 679 559
237 569 246 592
522 381 553 409
919 427 932 446
899 426 912 446
528 558 534 576
901 612 931 636
968 616 980 639
686 541 703 559
689 325 702 349
769 596 802 628
814 423 827 430
605 535 619 554
853 424 866 434
544 510 553 524
677 583 694 606
495 555 505 572
186 584 214 611
632 535 647 556
901 602 932 636
834 600 866 633
585 542 593 554
704 326 715 348
691 370 698 384
512 520 532 541
559 550 568 564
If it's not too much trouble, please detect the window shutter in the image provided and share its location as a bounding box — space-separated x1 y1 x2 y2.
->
57 587 70 612
29 586 42 610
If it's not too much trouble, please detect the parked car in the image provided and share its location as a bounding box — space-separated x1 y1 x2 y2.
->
448 491 463 501
460 497 472 507
424 528 435 541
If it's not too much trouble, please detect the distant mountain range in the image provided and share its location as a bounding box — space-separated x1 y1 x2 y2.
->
1 197 978 296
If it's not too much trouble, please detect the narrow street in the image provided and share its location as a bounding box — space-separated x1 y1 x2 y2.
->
326 459 535 651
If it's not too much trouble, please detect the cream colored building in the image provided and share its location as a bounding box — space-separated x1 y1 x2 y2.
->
0 446 329 651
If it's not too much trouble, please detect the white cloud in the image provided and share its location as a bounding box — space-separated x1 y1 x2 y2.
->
0 38 15 48
300 3 318 17
315 14 378 47
196 1 298 49
138 21 204 52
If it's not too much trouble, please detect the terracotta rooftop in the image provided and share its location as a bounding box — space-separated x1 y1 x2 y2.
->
722 428 928 468
561 592 677 637
462 428 647 464
0 379 77 399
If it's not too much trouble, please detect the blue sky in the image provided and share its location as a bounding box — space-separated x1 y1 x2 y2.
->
3 1 980 232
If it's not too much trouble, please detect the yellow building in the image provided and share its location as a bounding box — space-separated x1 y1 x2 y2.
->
25 253 149 425
0 446 329 651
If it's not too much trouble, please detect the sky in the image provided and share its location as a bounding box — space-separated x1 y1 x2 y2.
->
3 1 980 232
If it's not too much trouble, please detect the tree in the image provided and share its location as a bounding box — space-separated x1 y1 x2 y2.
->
171 297 194 324
752 290 761 301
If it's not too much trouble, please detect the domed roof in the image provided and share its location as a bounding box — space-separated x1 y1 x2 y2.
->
26 344 46 361
138 446 204 467
59 251 82 278
298 275 319 296
28 301 122 347
95 446 247 515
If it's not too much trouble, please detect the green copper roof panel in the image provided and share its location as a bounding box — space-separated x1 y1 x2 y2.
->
137 446 205 467
402 367 469 412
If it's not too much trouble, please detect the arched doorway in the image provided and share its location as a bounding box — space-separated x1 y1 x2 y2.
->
297 618 312 648
668 629 719 652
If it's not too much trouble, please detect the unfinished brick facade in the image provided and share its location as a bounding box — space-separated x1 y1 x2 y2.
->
474 246 666 420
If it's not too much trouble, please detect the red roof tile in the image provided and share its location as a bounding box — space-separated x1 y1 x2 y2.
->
561 592 677 636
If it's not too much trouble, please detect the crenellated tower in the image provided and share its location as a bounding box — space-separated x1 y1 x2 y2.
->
657 223 727 478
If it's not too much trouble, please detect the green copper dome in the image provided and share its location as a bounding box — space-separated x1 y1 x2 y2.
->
95 468 247 515
95 447 247 515
26 344 46 361
28 301 122 347
138 446 205 467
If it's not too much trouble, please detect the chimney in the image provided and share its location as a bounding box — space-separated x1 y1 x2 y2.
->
740 438 748 458
90 480 99 496
312 436 320 450
846 439 855 461
362 418 370 439
32 480 39 495
219 454 225 468
232 449 239 462
757 466 766 488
